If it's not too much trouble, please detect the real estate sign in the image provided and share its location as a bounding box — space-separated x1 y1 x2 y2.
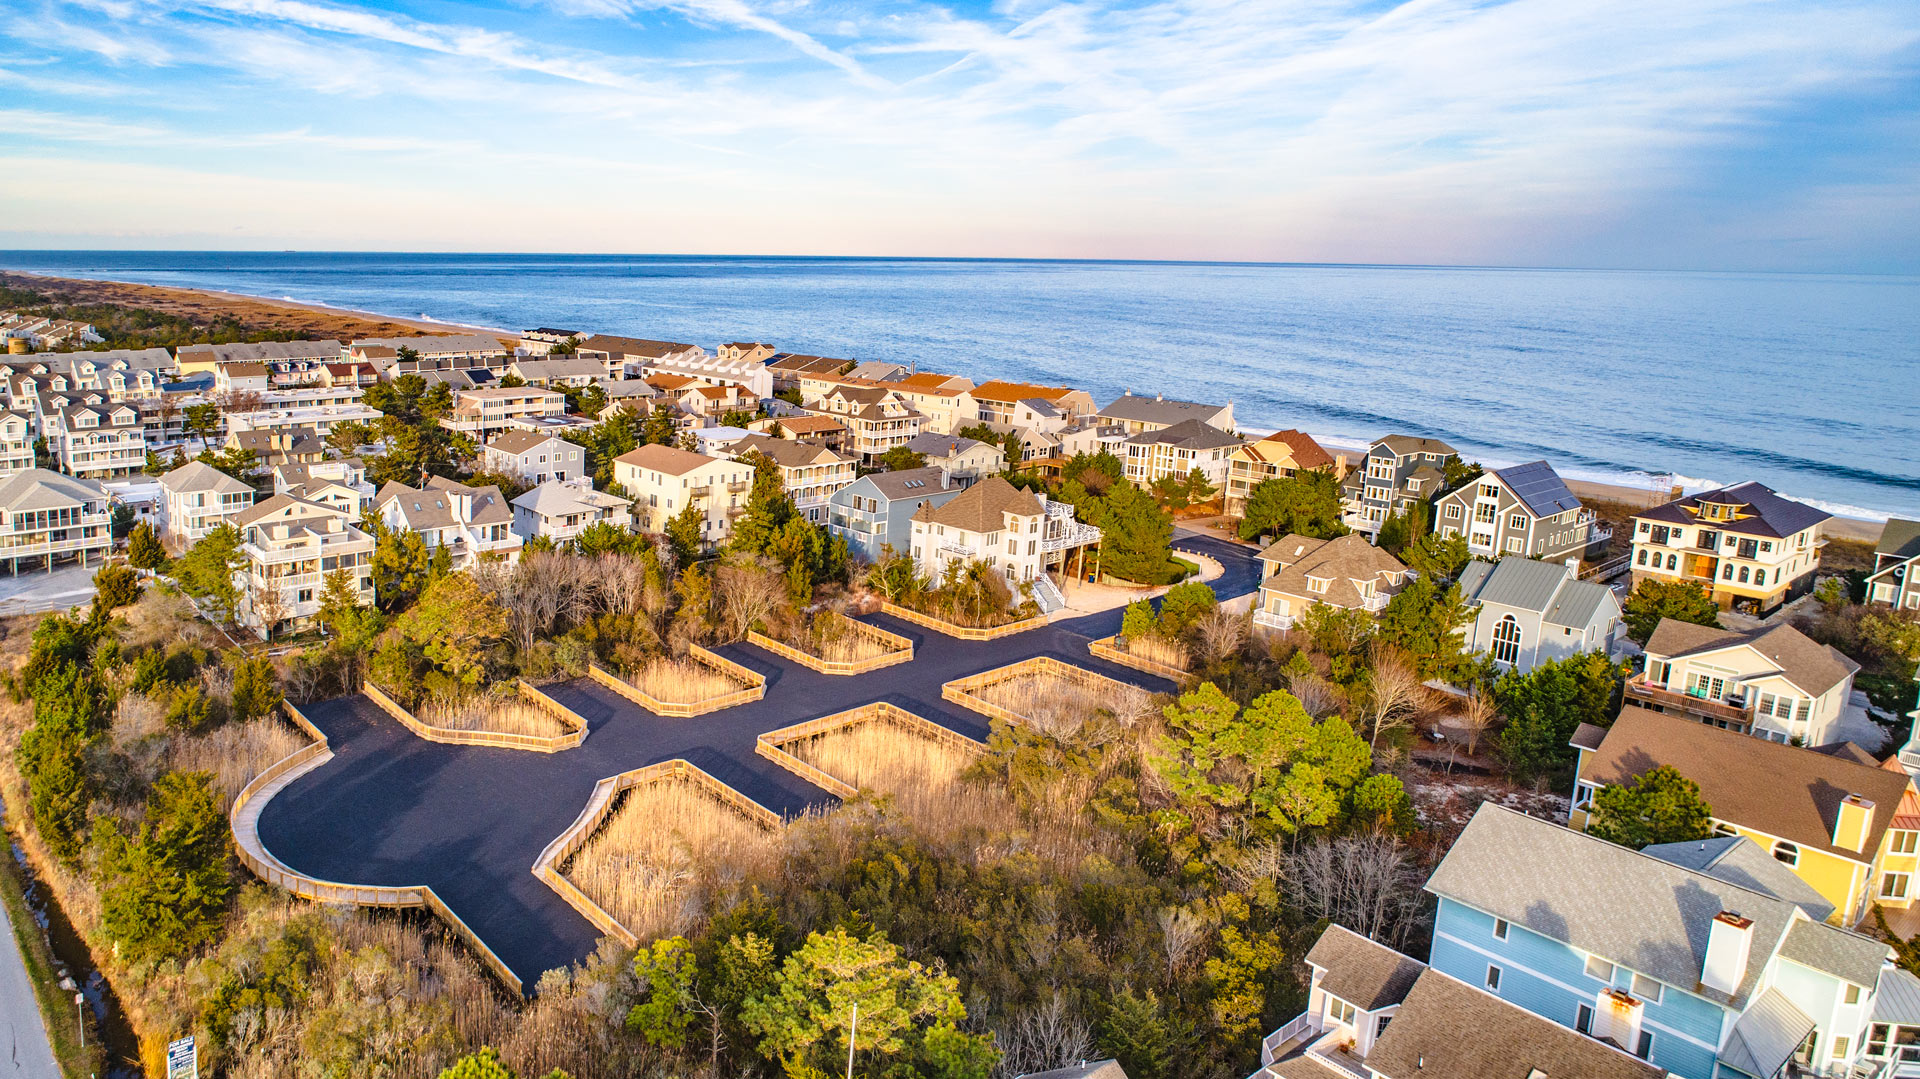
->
167 1035 197 1079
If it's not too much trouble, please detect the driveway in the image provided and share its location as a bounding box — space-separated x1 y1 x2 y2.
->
258 539 1266 989
0 564 98 620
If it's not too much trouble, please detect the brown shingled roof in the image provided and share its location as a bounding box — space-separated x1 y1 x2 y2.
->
1243 429 1335 471
1303 924 1425 1011
912 475 1041 532
614 443 718 477
1645 619 1860 697
1367 970 1665 1079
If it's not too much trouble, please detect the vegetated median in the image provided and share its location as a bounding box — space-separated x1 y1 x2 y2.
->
746 609 913 674
756 702 987 818
944 656 1157 739
587 643 765 717
363 679 588 752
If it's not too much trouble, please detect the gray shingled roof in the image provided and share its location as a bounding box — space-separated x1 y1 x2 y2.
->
159 460 253 496
903 433 987 457
512 481 629 516
1426 803 1884 1008
1121 417 1240 450
861 466 956 501
1635 480 1831 539
1014 1062 1128 1079
0 469 107 513
1095 393 1226 426
1878 519 1920 561
1492 459 1582 517
1640 837 1835 922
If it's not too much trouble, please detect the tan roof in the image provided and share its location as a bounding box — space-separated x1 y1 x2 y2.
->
772 415 846 435
1241 429 1335 471
730 434 849 469
970 380 1076 405
1304 924 1425 1011
613 443 718 477
1257 533 1407 610
159 460 253 496
375 476 513 529
1583 707 1907 862
578 334 696 359
1646 619 1861 697
487 429 569 456
912 475 1042 533
235 491 340 528
1367 970 1665 1079
219 361 269 378
647 373 697 392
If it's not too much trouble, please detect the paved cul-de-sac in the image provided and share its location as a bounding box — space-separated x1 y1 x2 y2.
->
255 533 1262 987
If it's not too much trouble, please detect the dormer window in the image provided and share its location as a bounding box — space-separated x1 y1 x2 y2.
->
1306 576 1329 594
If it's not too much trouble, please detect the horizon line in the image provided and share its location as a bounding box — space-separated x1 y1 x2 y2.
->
1 251 1916 280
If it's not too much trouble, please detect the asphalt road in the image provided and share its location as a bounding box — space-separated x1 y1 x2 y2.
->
257 531 1266 988
0 900 61 1079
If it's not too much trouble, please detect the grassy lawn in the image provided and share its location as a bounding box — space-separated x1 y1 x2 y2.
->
0 820 105 1078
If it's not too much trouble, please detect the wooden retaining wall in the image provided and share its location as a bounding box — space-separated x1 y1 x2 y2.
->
878 600 1047 641
745 613 913 675
529 759 781 948
943 655 1151 726
362 680 589 753
586 642 767 717
754 701 987 799
230 701 525 996
1087 636 1192 683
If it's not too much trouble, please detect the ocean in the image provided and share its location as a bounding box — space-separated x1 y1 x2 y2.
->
5 251 1917 520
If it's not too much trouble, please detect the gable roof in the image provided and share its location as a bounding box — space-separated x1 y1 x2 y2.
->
904 433 989 458
179 340 343 364
1238 429 1335 471
1457 557 1617 628
730 434 849 469
512 481 630 516
1373 434 1454 458
859 466 953 501
1256 533 1408 610
351 333 513 354
1635 480 1831 539
1427 803 1889 1008
1096 392 1227 426
970 380 1078 405
159 460 253 496
768 414 846 436
1877 519 1920 562
892 372 972 394
1645 619 1861 697
1639 837 1837 921
0 469 107 512
912 475 1041 532
1581 707 1908 864
1366 970 1666 1079
1122 417 1241 451
235 491 342 527
1304 924 1425 1011
487 429 570 456
1488 459 1582 517
1013 1062 1128 1079
377 476 512 528
612 443 720 477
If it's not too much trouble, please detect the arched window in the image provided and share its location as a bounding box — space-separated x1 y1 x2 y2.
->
1637 549 1647 565
1739 566 1750 584
1773 840 1799 866
1492 615 1522 666
1666 553 1678 570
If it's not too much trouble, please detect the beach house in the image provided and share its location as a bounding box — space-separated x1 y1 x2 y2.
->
157 461 256 546
232 493 375 638
903 433 1005 481
1625 618 1861 746
1629 481 1828 614
826 466 966 563
482 430 585 486
1222 429 1340 518
1866 519 1920 611
1120 417 1242 490
1094 392 1235 437
613 444 754 550
375 476 521 569
1427 802 1895 1079
725 434 857 524
1252 533 1411 632
47 402 146 479
1456 556 1621 672
907 475 1100 610
1340 434 1455 538
0 469 112 574
510 481 633 544
1432 459 1612 562
1569 706 1917 926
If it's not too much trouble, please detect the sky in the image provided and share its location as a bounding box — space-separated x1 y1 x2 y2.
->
2 0 1918 270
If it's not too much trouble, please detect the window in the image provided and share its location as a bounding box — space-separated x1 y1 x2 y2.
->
1446 504 1463 520
1493 918 1510 940
1485 965 1502 991
1576 1004 1594 1035
1326 997 1356 1026
1574 782 1597 809
1723 563 1734 580
1893 831 1918 855
1509 513 1528 531
1375 1014 1391 1039
1491 615 1522 666
1834 1037 1851 1060
1636 1031 1654 1060
1479 482 1499 499
1870 1024 1892 1058
1585 955 1615 983
1666 553 1677 570
1637 549 1647 565
1847 984 1863 1005
1883 873 1910 900
1774 840 1800 866
1738 566 1750 584
1630 973 1662 1003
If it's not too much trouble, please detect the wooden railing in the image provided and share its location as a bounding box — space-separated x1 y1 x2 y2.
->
944 655 1150 725
1088 635 1192 683
878 600 1047 641
585 642 767 717
745 614 913 675
362 680 589 753
1624 678 1751 726
755 702 987 799
229 701 525 996
529 759 781 948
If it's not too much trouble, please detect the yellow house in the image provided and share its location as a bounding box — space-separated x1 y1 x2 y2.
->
1627 480 1828 614
1569 707 1919 927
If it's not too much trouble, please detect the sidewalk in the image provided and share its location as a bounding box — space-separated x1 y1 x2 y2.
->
0 888 62 1079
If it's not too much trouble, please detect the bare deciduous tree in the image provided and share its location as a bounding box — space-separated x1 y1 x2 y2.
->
1289 671 1342 719
1192 607 1250 667
1265 833 1430 949
714 558 784 641
1457 686 1498 758
1359 644 1421 748
993 989 1094 1078
1157 905 1210 982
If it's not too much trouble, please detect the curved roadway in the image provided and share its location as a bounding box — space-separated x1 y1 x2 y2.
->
256 530 1263 987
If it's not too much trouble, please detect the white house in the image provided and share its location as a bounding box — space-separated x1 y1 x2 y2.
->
232 493 375 638
1456 556 1621 672
375 476 521 569
0 469 112 574
511 481 633 543
907 476 1101 610
157 461 256 546
482 430 585 486
1626 618 1862 745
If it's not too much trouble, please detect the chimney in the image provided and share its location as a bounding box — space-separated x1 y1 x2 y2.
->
1834 794 1875 852
1565 557 1579 579
940 469 950 490
1702 912 1754 996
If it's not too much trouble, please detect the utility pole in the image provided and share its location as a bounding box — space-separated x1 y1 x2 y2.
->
846 1002 858 1079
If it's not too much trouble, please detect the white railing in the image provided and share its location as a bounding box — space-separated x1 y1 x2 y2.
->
1254 609 1293 630
1042 521 1101 552
1262 1011 1321 1065
1031 574 1065 614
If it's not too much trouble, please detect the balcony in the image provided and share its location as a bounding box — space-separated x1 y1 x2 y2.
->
1042 520 1102 552
1624 678 1751 726
1253 608 1294 631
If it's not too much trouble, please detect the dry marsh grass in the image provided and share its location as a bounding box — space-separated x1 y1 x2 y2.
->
792 720 975 819
562 779 778 941
1114 632 1191 671
166 717 308 810
971 665 1154 738
627 657 749 705
417 693 572 739
782 613 903 665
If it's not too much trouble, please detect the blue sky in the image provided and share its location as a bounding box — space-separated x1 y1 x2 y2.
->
2 0 1918 269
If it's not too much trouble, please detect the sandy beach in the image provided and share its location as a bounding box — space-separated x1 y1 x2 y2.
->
1 269 503 341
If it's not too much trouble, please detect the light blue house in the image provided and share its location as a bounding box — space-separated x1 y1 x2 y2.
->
1426 804 1894 1079
826 466 968 563
1457 555 1622 672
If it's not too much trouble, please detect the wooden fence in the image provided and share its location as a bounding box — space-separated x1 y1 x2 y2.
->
361 680 589 753
878 600 1047 641
529 759 781 948
754 701 987 799
745 614 913 675
230 701 525 996
943 655 1152 726
586 642 767 717
1087 635 1193 683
